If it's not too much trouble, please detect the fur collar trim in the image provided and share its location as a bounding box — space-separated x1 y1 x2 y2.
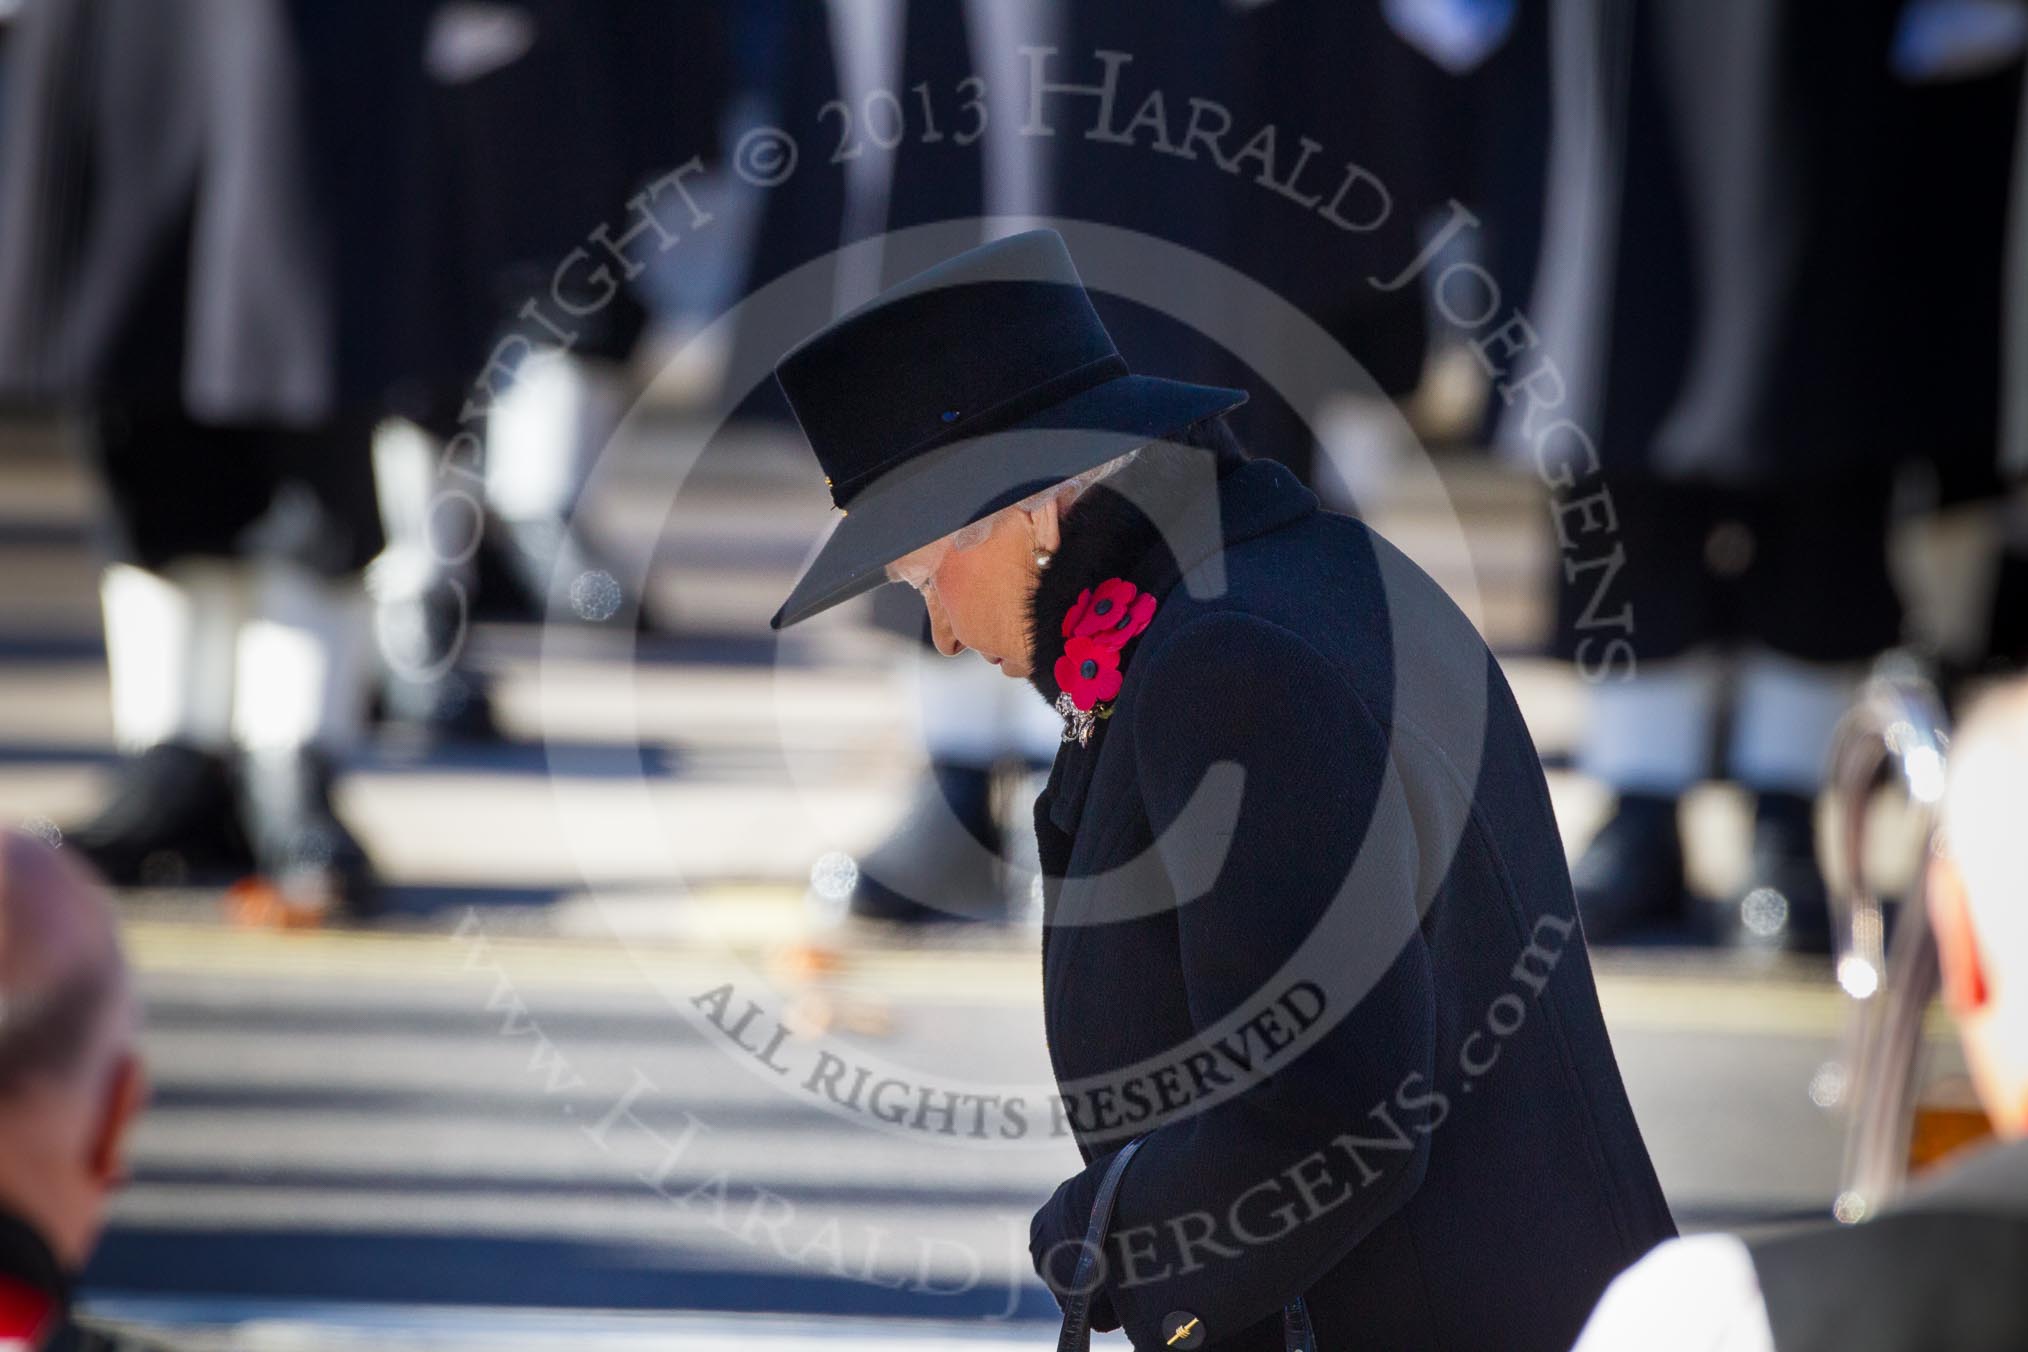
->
1023 450 1220 708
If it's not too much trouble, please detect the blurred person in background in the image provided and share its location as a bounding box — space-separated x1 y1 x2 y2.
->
1871 0 2028 689
1992 0 2028 669
0 831 147 1352
0 0 437 914
1573 678 2028 1350
1384 0 1563 465
729 0 1071 924
366 0 729 741
1510 0 2024 952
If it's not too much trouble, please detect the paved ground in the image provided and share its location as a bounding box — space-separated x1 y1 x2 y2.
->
0 416 1949 1348
73 924 1912 1348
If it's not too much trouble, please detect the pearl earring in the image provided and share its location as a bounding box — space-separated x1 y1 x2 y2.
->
1033 549 1053 570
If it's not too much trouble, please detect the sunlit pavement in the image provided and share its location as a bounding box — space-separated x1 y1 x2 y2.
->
87 1300 1061 1349
0 421 1949 1348
66 917 1940 1349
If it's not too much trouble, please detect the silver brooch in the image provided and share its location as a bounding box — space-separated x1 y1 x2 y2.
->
1054 691 1113 748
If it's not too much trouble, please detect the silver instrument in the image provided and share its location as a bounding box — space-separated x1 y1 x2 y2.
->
1816 664 1953 1224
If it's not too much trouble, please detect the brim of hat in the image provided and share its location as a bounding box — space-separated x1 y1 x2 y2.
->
770 374 1247 629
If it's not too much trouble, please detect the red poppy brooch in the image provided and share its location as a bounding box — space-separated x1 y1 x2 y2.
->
1052 577 1157 746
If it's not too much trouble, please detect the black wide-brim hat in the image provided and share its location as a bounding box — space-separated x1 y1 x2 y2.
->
769 229 1247 629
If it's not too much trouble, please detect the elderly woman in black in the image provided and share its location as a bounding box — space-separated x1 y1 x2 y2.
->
770 232 1674 1352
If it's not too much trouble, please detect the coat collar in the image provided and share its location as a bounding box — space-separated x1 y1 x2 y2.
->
1023 456 1317 707
1028 457 1317 839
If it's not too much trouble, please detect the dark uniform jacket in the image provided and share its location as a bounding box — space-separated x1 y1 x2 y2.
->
1023 455 1675 1350
0 1208 150 1352
0 0 724 426
1515 0 2020 493
1750 1138 2028 1352
0 1211 65 1350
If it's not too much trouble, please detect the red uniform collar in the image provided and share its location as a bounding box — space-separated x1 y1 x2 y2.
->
0 1273 54 1347
0 1211 66 1350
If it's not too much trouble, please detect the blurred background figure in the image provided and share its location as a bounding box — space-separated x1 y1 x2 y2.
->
1574 678 2028 1350
726 0 1071 924
1514 0 2025 953
0 0 423 914
0 0 734 906
368 0 729 742
0 831 145 1352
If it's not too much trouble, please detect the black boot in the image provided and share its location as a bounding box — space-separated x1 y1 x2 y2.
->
373 585 502 745
1728 791 1831 954
234 748 378 918
847 760 1005 925
67 742 252 885
1570 793 1688 943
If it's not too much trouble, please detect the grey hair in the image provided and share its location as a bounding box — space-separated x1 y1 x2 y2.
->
947 447 1143 552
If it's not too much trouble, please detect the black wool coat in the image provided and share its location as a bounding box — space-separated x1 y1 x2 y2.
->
1022 457 1674 1351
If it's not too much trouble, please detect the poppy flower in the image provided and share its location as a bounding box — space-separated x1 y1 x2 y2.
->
1060 586 1095 638
1055 636 1123 711
1063 578 1134 639
1102 591 1158 647
1062 577 1158 648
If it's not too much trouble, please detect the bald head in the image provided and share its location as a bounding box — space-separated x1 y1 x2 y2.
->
1934 680 2028 1138
0 830 127 1094
1942 683 2028 953
0 830 142 1271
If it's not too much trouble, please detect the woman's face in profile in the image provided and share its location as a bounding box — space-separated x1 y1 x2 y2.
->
888 503 1058 678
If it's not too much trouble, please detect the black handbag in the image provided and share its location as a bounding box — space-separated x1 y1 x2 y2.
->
1054 1135 1318 1351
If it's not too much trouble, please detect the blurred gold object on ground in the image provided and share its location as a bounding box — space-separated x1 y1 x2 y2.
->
222 877 331 931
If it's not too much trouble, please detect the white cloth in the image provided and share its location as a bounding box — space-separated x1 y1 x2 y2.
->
100 560 243 753
424 2 537 85
232 562 369 753
1570 1233 1774 1352
368 416 469 603
1891 0 2028 83
484 352 629 522
1383 0 1519 74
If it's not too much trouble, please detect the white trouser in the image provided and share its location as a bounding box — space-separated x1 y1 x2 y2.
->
101 560 243 754
1580 647 1859 797
103 558 368 756
483 351 631 524
368 416 467 607
231 560 369 754
1726 648 1860 797
1578 652 1723 796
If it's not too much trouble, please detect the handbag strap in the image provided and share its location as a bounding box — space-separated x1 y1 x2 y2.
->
1283 1294 1318 1352
1055 1136 1147 1352
1055 1137 1318 1351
